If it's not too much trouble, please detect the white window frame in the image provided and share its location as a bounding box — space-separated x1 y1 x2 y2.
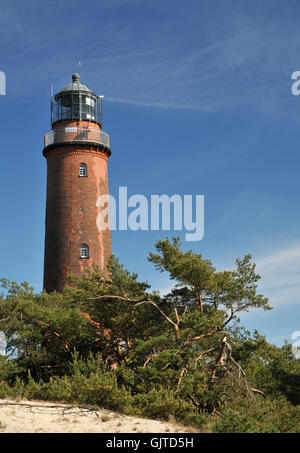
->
79 163 87 177
80 244 89 259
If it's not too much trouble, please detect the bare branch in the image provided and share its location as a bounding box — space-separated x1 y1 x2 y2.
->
89 294 146 304
249 388 266 398
176 367 188 390
174 308 180 327
195 347 218 366
187 394 200 408
143 353 158 368
183 329 219 345
0 316 10 323
210 336 227 382
223 304 235 326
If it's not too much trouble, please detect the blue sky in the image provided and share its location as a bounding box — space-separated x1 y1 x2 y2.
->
0 0 300 347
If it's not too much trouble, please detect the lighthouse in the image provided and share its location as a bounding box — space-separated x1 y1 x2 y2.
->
43 73 112 293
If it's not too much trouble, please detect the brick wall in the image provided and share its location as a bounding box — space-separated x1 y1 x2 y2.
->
43 142 111 293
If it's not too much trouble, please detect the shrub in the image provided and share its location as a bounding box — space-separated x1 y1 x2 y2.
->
214 397 300 433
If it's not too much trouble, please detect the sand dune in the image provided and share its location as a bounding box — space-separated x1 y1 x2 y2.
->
0 399 197 433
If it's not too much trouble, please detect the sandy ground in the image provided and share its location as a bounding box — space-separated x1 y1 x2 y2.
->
0 399 197 433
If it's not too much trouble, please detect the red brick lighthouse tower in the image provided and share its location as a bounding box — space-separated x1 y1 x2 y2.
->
43 73 112 293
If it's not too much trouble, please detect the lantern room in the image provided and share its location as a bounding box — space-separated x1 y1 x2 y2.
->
51 73 102 126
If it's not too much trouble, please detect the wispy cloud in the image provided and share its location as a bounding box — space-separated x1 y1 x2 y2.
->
2 0 300 119
256 242 300 307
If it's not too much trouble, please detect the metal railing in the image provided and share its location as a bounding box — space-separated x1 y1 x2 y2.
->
44 126 110 148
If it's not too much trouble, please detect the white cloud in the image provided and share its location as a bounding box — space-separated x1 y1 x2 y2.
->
255 242 300 307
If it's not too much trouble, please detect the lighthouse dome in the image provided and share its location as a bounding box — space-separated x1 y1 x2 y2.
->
57 73 94 96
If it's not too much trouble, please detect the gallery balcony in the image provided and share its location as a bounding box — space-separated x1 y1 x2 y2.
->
44 126 110 149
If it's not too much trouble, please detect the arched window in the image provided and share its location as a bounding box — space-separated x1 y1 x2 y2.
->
80 244 89 259
79 163 87 177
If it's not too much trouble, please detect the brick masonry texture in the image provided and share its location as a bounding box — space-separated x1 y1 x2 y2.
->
43 134 112 293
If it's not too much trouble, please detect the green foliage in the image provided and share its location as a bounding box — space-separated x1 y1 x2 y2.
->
132 388 197 422
236 331 300 405
0 239 299 432
0 355 22 384
148 238 271 313
149 237 216 312
215 397 300 433
0 352 133 413
0 280 97 381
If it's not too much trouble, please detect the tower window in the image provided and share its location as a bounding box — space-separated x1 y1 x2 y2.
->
79 163 87 177
80 244 89 259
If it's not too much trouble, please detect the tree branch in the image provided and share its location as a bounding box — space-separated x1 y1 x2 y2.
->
176 367 188 390
183 329 220 345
